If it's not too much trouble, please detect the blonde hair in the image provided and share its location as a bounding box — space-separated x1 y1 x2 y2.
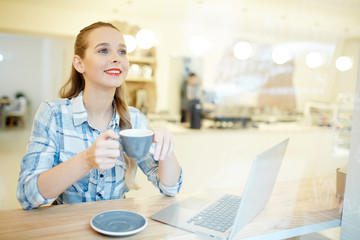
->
59 21 138 190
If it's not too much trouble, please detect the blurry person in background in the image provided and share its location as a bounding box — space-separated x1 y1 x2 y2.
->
186 72 202 129
180 76 188 123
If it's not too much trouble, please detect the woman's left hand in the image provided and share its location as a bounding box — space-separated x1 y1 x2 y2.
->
152 128 175 161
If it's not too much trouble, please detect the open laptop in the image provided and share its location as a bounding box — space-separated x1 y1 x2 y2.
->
151 138 289 240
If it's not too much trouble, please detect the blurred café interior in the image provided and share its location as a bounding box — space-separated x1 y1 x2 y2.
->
0 0 360 239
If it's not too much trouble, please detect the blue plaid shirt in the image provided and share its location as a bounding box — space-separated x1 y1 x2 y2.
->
17 92 183 210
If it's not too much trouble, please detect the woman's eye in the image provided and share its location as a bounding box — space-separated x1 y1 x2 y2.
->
119 49 127 55
99 48 108 54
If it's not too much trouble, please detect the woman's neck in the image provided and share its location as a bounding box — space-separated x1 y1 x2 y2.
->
83 88 115 132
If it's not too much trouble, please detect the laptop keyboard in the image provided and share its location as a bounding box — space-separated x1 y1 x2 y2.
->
186 194 241 233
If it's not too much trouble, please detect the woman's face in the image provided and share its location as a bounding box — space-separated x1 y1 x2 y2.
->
76 26 129 90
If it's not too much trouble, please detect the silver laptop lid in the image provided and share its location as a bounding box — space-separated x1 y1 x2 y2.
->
229 138 289 239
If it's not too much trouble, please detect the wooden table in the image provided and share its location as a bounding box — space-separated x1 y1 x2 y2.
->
0 176 342 240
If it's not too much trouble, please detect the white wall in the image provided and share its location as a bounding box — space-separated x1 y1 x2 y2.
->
0 33 73 121
0 34 42 119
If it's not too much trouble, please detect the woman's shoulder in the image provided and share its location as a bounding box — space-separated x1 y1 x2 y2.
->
37 98 71 115
128 106 142 114
43 98 70 106
128 107 149 128
128 106 146 120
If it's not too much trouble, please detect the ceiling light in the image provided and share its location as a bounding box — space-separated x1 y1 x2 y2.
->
188 35 208 55
124 35 136 53
136 29 156 49
233 41 252 60
272 47 291 65
306 52 324 69
336 56 353 71
0 53 3 62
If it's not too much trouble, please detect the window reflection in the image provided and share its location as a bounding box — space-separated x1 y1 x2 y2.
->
0 0 359 238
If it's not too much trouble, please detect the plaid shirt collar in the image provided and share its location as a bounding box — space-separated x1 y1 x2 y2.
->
71 91 120 128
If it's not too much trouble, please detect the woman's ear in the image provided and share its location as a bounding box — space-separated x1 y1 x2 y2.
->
73 55 85 73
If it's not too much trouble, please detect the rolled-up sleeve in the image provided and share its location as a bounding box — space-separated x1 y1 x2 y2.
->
158 168 183 196
137 154 183 197
17 102 58 210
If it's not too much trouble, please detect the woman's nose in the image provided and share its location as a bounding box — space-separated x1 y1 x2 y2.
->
111 52 121 63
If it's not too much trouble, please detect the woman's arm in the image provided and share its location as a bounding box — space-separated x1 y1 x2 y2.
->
36 151 90 199
17 110 120 210
158 153 181 187
136 128 183 196
37 130 120 199
128 108 183 196
153 128 181 187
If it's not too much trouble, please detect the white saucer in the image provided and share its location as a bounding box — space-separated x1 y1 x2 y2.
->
90 210 147 236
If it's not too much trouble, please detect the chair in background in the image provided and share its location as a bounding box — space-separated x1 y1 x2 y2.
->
4 97 27 128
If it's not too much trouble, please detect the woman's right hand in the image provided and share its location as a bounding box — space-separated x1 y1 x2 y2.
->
84 129 121 171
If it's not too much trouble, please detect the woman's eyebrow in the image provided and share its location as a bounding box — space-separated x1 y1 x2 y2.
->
95 43 127 48
95 42 109 48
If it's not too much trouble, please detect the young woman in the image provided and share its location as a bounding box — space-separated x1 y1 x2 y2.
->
17 22 183 210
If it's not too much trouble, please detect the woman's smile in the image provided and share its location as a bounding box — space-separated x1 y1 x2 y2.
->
104 68 122 76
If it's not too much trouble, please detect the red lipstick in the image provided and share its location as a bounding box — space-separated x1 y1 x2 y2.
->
104 68 121 76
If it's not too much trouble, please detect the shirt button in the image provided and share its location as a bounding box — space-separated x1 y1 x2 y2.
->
97 193 102 197
99 174 104 178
